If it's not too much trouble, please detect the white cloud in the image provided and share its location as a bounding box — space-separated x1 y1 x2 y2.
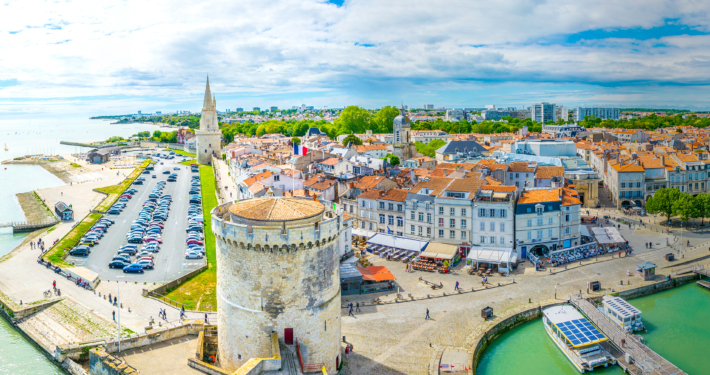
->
2 0 710 113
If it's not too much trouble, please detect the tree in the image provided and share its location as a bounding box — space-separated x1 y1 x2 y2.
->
646 188 681 223
291 137 301 145
335 106 371 135
673 193 696 222
695 193 710 225
382 153 400 166
372 105 400 133
342 134 363 147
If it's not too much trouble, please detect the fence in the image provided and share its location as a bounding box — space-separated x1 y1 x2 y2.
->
295 339 324 374
145 290 186 310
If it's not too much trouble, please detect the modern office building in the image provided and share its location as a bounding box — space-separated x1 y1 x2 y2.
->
531 102 557 123
574 107 620 122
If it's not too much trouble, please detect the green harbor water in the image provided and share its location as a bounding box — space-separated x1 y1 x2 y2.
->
477 280 709 375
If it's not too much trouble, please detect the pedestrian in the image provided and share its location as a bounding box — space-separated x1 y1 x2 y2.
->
425 308 430 320
687 240 690 247
455 281 459 291
345 346 349 359
348 306 354 317
626 269 630 277
159 308 163 319
356 302 360 312
618 251 621 258
53 280 56 290
109 295 112 304
205 313 208 324
113 311 116 321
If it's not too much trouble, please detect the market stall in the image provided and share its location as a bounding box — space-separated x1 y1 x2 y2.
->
340 258 364 295
591 227 627 253
417 243 460 273
358 266 396 294
367 233 428 263
465 247 517 275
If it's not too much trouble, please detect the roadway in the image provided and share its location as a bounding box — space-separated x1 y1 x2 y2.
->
66 153 205 282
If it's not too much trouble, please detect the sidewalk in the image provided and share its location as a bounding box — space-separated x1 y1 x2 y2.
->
213 157 236 204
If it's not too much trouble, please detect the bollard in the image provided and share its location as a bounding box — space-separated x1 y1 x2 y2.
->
529 298 531 303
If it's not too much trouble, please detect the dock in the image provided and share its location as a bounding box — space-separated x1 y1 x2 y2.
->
0 220 58 234
698 280 710 291
570 296 687 375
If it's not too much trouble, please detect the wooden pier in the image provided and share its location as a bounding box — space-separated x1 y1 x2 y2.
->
0 220 58 234
698 280 710 291
570 296 686 375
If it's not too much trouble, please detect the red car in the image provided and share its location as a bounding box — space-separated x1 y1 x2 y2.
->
144 237 163 243
186 239 203 245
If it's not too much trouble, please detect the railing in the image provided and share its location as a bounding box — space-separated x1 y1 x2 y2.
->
570 296 685 375
295 339 325 374
146 290 185 310
0 219 59 233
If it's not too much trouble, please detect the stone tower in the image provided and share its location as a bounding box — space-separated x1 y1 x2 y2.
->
393 104 412 160
212 197 343 374
196 76 222 165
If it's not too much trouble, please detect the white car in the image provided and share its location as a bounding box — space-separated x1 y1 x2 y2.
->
185 252 203 259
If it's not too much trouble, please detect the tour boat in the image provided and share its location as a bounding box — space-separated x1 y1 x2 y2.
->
543 305 616 373
600 296 645 333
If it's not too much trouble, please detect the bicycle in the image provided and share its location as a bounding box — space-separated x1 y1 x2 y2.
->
371 297 381 304
43 290 52 298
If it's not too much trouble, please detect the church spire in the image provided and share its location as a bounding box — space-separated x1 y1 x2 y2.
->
203 76 213 109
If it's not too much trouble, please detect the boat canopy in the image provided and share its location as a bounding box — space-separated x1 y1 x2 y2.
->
602 296 641 317
544 305 607 348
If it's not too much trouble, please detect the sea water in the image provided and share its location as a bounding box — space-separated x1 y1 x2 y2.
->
477 281 709 375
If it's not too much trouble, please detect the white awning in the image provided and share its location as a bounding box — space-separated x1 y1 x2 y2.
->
580 225 592 237
467 247 517 264
591 227 625 244
353 228 376 238
366 233 428 252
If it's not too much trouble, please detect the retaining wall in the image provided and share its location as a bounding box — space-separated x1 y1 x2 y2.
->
89 346 138 375
145 263 208 297
57 320 203 362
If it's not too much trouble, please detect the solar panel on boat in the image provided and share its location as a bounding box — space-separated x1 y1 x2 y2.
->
556 319 606 346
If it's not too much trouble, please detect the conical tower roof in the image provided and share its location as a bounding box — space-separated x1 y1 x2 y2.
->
203 76 213 109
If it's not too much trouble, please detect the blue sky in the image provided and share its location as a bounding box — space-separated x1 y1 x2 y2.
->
3 0 710 116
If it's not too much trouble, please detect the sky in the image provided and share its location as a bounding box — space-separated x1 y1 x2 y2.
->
3 0 710 116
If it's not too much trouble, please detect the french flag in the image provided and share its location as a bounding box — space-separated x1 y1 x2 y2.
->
293 144 308 155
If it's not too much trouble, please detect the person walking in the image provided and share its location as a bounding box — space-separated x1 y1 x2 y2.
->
425 308 430 320
454 281 459 291
348 305 354 317
205 313 209 324
112 311 116 321
355 302 360 312
53 280 56 291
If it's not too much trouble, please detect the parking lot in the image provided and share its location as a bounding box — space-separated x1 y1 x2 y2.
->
66 152 206 282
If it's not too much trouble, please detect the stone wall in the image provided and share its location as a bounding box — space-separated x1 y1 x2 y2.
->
145 263 208 297
212 204 342 374
617 273 699 299
89 346 138 375
57 320 202 362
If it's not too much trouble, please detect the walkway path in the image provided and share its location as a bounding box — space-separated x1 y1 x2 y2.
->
213 157 236 204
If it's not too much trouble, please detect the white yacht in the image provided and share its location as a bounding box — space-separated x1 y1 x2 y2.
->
600 296 645 333
543 305 616 373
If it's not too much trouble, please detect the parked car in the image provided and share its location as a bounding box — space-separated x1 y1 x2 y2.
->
123 264 144 274
70 247 91 256
185 252 203 259
109 260 129 269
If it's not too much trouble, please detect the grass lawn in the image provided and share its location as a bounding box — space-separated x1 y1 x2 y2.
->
43 212 102 267
179 160 197 166
164 164 218 311
70 162 82 168
163 148 196 157
94 159 151 212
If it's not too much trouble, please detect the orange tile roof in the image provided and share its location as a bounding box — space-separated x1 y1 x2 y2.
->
320 157 341 165
229 197 324 221
354 176 385 190
484 176 502 186
535 166 564 179
358 189 383 200
380 188 408 202
303 173 327 186
481 185 516 192
309 180 336 191
438 177 484 197
518 188 561 204
508 162 536 173
412 178 454 195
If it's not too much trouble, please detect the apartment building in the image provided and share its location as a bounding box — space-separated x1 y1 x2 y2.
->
672 153 709 195
405 178 453 241
356 190 383 232
531 102 557 123
608 160 646 208
433 177 484 246
472 185 516 251
515 187 581 259
573 107 619 122
376 189 408 235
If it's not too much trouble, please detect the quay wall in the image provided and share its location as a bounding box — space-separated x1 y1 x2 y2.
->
89 346 138 375
465 274 702 375
56 320 203 362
